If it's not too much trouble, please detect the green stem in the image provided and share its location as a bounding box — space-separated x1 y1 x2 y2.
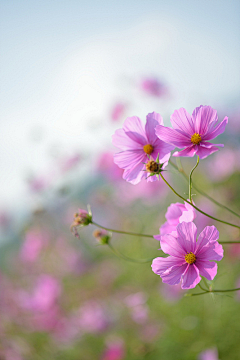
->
91 221 153 238
198 282 208 292
189 156 199 202
169 160 240 219
201 277 209 290
160 173 240 229
187 287 240 297
91 221 240 242
219 241 240 244
107 243 154 263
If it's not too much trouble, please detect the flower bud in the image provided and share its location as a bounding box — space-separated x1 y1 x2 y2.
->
70 208 92 238
93 229 111 245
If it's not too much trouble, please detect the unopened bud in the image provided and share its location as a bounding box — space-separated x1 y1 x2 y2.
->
146 160 160 173
70 208 92 237
93 229 110 245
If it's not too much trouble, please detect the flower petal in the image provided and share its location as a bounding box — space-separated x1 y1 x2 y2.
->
155 125 191 147
161 264 188 286
112 128 144 151
160 234 186 258
195 144 221 159
170 108 194 135
151 140 175 161
203 116 228 141
173 145 197 158
176 222 197 253
123 116 148 145
160 222 177 236
196 226 219 252
151 256 185 276
196 260 218 280
181 264 201 289
165 203 185 225
192 106 218 135
179 202 196 223
122 162 146 184
113 150 145 170
145 112 163 144
197 241 223 261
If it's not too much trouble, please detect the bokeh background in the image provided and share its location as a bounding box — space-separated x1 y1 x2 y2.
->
0 1 240 359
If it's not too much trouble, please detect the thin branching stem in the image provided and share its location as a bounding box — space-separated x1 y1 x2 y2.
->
169 160 240 219
160 173 240 230
107 243 154 263
189 156 199 202
91 221 153 238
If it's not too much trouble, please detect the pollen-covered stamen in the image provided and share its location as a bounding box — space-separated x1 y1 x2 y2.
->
146 160 160 173
143 144 154 155
185 252 196 264
191 133 202 145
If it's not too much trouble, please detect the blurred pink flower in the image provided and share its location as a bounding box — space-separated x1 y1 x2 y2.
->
19 275 61 312
97 152 123 182
101 339 125 360
112 112 174 184
152 222 223 289
124 292 149 324
77 301 108 333
140 77 167 98
155 201 196 240
156 106 228 159
59 153 81 173
207 148 240 182
111 102 126 122
160 282 185 302
198 347 219 360
124 292 148 307
20 229 49 262
115 175 167 205
28 176 48 193
130 305 149 324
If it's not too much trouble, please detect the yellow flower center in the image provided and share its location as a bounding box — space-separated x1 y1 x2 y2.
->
191 133 202 145
184 252 196 264
143 144 154 155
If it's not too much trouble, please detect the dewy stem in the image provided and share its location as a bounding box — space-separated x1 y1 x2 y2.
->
107 243 154 264
189 156 199 202
91 221 153 238
169 160 240 219
159 173 240 230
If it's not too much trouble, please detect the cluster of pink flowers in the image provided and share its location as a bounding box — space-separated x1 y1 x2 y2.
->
112 105 227 289
112 106 228 184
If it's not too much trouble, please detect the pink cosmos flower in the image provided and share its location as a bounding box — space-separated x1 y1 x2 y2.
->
155 106 228 159
112 112 174 184
157 201 196 239
152 222 223 289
